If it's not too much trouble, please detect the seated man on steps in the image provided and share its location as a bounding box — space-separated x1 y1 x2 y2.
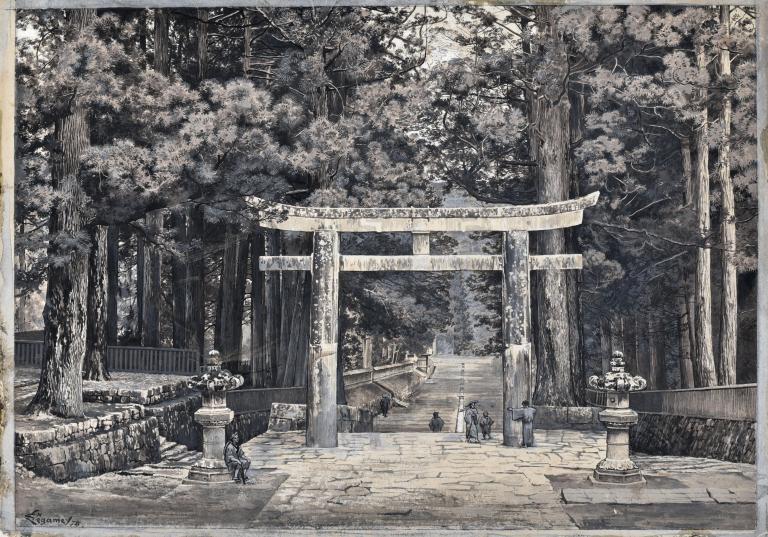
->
224 431 251 484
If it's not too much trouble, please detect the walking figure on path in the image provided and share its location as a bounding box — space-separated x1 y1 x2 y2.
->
429 411 445 432
479 410 494 440
509 400 536 447
379 392 392 417
224 431 251 484
464 400 481 443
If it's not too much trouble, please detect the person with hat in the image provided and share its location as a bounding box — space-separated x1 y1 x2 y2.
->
464 400 481 443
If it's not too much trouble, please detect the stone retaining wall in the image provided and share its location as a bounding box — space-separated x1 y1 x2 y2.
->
268 403 374 433
83 380 190 405
16 405 145 451
17 417 160 482
143 394 202 450
534 406 602 430
630 412 755 464
227 411 271 442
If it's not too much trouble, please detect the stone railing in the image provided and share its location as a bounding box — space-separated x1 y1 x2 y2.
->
343 359 418 388
225 386 307 414
15 341 199 375
628 384 756 421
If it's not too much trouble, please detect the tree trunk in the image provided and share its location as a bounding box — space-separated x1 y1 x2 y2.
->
264 229 281 386
83 226 110 380
171 208 187 348
717 5 737 386
692 44 718 387
215 226 248 370
678 293 695 388
530 7 576 406
15 222 28 331
197 9 209 81
140 210 163 347
250 231 266 387
106 224 119 345
646 313 657 389
599 317 611 373
27 8 96 417
531 94 575 406
185 205 205 360
654 313 667 390
154 8 170 77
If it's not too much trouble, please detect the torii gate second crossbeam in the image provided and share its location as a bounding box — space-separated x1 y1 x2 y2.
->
252 191 600 448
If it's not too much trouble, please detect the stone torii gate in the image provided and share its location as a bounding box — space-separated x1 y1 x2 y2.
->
252 191 599 448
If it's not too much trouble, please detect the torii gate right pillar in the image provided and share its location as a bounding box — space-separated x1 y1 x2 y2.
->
502 231 532 447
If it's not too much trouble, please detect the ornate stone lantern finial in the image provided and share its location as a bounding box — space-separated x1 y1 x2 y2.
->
588 350 647 486
184 350 244 484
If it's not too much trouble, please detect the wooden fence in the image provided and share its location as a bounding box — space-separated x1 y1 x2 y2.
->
587 384 755 421
15 341 200 375
628 384 756 421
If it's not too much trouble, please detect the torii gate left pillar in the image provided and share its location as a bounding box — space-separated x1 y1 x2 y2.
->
307 231 340 448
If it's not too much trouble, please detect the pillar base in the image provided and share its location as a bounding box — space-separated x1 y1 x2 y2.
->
184 465 233 484
590 467 646 486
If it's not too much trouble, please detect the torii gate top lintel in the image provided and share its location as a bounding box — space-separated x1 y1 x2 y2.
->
253 191 599 232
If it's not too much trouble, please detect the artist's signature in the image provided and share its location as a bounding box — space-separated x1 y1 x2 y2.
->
23 509 81 527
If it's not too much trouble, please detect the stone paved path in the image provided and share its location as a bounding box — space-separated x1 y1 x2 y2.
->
374 355 503 434
13 355 758 532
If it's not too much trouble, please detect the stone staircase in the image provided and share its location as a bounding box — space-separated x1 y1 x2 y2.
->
121 436 201 477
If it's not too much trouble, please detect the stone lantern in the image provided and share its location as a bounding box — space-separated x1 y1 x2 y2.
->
587 351 647 486
185 350 244 484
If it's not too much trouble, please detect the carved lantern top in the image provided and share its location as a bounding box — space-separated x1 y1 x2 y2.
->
188 350 244 395
588 351 647 393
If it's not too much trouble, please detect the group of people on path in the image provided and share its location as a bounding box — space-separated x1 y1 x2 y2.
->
463 400 536 446
462 401 495 443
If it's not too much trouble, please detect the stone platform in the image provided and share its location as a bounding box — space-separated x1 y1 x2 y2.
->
16 429 756 531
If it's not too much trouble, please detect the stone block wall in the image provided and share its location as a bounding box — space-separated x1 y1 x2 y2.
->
630 413 755 464
17 417 161 482
534 406 602 430
16 405 145 451
268 403 373 433
143 393 202 450
227 411 271 443
83 380 191 405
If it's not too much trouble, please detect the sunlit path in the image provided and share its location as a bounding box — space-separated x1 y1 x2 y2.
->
373 355 503 434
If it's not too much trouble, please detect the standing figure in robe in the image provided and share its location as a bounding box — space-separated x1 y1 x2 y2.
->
464 400 481 443
509 400 536 447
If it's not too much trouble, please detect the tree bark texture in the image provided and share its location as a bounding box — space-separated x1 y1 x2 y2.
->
185 205 206 360
140 210 163 347
693 43 718 387
214 226 249 371
678 294 695 388
27 8 96 417
154 8 170 77
83 226 110 380
106 224 119 345
250 231 266 387
197 9 209 81
531 93 576 406
717 5 737 386
171 208 187 348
